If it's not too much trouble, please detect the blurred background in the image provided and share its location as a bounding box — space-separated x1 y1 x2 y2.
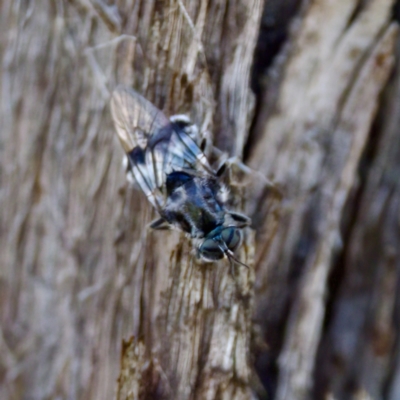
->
1 1 399 399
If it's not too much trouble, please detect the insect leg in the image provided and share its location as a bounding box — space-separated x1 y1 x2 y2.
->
227 211 252 228
149 217 170 230
216 156 275 189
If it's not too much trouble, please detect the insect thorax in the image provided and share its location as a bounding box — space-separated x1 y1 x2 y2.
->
162 172 226 238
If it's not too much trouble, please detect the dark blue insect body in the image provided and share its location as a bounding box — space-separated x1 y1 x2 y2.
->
110 86 250 265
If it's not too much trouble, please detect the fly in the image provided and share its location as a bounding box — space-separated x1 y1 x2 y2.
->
110 85 251 269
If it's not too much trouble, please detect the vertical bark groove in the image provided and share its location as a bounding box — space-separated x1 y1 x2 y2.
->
1 1 400 400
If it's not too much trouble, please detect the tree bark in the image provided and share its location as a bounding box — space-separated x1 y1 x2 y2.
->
1 1 399 400
249 1 398 399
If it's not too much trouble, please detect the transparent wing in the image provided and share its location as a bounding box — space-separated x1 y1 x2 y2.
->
145 123 215 191
110 85 215 210
110 85 170 152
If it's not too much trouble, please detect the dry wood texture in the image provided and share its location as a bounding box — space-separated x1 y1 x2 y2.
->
249 1 398 399
0 1 263 399
1 0 400 400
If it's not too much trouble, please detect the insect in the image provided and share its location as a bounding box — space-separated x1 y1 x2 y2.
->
110 85 251 269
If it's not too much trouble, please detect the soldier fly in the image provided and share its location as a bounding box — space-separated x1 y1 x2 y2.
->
110 85 251 269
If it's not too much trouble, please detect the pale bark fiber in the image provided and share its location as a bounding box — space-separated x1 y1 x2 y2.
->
0 1 399 400
249 1 399 400
0 1 264 399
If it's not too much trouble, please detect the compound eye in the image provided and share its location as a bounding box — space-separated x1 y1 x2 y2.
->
198 238 224 261
221 228 242 252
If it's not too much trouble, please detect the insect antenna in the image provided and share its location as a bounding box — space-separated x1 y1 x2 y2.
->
227 254 235 277
217 243 250 272
226 249 249 269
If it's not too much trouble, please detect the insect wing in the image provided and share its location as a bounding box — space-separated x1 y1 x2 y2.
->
110 85 170 152
111 86 170 209
110 85 215 209
167 125 213 174
146 124 214 189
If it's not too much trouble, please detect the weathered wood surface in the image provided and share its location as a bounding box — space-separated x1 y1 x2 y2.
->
314 34 400 400
0 1 264 399
1 0 400 400
249 1 398 399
